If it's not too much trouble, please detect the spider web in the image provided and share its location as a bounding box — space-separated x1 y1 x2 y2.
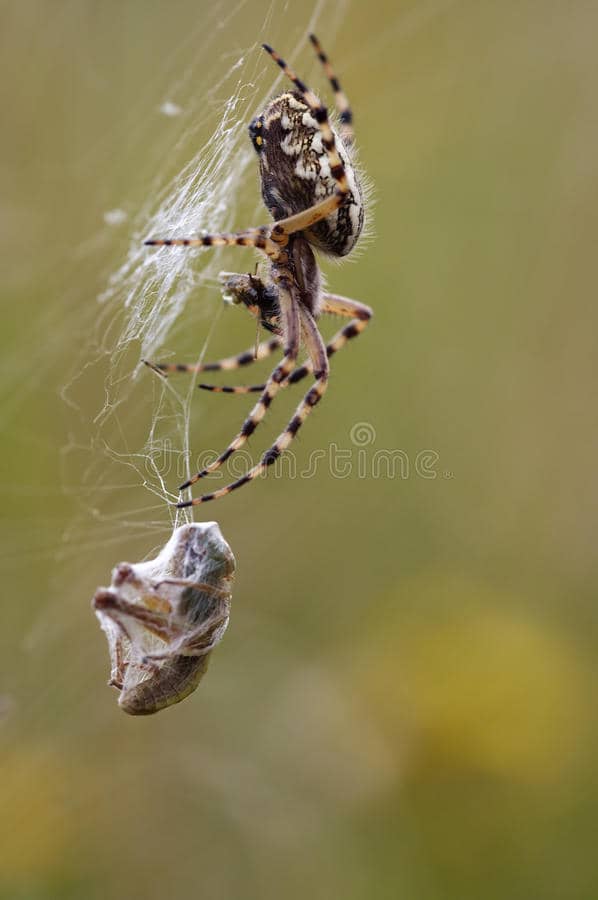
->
60 0 350 563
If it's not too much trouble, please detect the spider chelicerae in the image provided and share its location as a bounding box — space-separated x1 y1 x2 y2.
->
145 35 373 506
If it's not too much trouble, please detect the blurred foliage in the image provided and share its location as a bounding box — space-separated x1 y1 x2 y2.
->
1 1 598 898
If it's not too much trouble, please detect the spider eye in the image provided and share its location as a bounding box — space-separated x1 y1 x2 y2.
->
248 116 265 153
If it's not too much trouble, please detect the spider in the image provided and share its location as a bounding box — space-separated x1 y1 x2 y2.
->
145 34 372 506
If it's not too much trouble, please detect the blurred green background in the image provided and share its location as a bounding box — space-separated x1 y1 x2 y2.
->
2 1 598 898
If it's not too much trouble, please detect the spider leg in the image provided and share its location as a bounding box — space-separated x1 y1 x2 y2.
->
320 293 373 319
309 34 354 147
178 306 329 506
198 382 266 394
144 337 281 376
179 283 301 490
261 44 350 238
198 292 372 392
144 227 281 258
146 195 345 253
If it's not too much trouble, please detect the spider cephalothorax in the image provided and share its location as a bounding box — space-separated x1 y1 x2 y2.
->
145 35 373 505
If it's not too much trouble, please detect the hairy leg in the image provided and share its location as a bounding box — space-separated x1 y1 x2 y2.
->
179 281 301 490
178 306 329 506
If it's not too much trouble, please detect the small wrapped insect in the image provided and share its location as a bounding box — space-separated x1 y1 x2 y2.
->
92 522 235 715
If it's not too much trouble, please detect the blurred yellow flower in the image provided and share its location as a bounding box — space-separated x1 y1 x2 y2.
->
359 575 589 785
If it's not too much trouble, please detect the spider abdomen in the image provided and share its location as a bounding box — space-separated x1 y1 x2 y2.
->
251 92 364 257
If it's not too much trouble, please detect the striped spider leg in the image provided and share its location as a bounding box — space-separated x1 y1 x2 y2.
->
195 292 373 395
308 33 354 146
144 36 370 505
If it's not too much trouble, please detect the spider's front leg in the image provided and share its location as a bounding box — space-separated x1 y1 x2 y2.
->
309 34 354 147
144 226 280 255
